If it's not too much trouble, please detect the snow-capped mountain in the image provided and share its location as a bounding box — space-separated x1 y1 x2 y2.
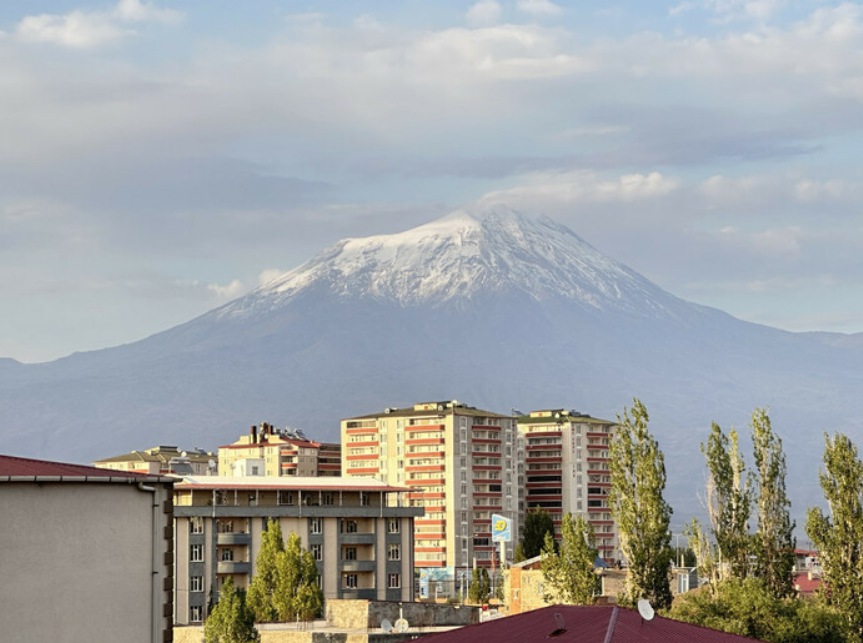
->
0 206 861 522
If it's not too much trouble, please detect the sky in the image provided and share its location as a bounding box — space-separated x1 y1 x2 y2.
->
1 0 862 363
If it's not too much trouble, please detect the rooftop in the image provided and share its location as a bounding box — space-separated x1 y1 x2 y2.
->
0 453 173 484
93 445 215 464
175 475 409 493
414 605 767 643
517 411 614 426
345 401 510 421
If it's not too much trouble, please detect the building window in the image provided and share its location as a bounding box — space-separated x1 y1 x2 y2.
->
388 544 401 560
221 548 234 562
190 576 203 592
324 493 334 506
311 517 323 534
388 573 401 589
387 518 400 533
342 520 358 533
191 544 204 562
344 547 357 560
279 491 294 506
345 574 358 589
311 543 323 561
361 493 371 506
190 516 204 534
190 606 203 623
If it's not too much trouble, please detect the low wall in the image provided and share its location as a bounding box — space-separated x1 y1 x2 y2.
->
327 599 479 630
174 626 425 643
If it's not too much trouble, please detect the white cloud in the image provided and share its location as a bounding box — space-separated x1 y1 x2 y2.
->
794 179 854 202
207 279 246 301
15 0 182 49
517 0 563 17
466 1 503 27
715 225 804 257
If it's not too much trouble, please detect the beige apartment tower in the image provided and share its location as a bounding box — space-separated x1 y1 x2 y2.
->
341 401 524 577
517 409 619 563
218 422 341 477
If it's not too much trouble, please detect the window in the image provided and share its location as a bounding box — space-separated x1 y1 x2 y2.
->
343 520 358 533
311 543 323 561
344 574 358 589
388 573 401 589
311 517 323 534
387 518 400 533
191 544 204 562
190 606 203 623
190 516 204 534
251 465 260 475
344 546 357 560
279 490 294 506
361 493 371 506
324 493 334 506
216 519 233 534
190 576 203 593
221 548 234 562
388 544 401 560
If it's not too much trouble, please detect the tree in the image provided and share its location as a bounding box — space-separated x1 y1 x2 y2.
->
541 512 599 605
703 422 752 581
513 542 526 564
273 532 324 621
608 399 674 609
520 509 555 559
669 577 846 643
685 517 718 590
750 408 795 598
204 578 259 643
468 567 490 604
806 432 863 643
246 519 284 622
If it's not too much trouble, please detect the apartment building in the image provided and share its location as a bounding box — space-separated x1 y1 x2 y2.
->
517 409 619 563
94 444 216 475
218 422 341 477
173 476 420 625
341 401 524 576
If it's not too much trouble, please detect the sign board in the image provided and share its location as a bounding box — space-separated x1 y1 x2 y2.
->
491 514 511 543
419 570 429 598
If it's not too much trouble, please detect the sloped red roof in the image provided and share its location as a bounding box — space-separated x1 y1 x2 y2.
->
415 605 767 643
0 453 169 482
793 571 822 595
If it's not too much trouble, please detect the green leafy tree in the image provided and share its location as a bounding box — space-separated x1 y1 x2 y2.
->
204 578 259 643
669 577 846 643
520 509 556 559
247 519 284 622
703 423 752 580
750 408 795 598
541 512 599 605
513 542 526 563
608 399 674 609
685 517 718 590
273 532 324 621
807 432 863 643
468 568 490 604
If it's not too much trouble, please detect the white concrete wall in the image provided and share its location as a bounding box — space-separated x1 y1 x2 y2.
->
0 481 172 643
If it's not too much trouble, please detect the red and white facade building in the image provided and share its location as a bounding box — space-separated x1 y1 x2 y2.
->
517 409 619 564
341 401 524 575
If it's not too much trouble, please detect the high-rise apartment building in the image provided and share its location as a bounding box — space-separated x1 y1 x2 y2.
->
516 409 618 563
218 423 341 477
341 401 524 575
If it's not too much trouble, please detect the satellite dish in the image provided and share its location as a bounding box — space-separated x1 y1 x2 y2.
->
208 459 216 469
381 619 393 633
394 618 409 633
637 598 655 621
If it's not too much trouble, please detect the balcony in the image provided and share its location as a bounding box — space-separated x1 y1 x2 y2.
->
217 561 251 575
341 560 376 573
341 533 376 545
217 532 251 546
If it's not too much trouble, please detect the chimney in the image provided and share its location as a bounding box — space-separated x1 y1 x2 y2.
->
250 425 257 443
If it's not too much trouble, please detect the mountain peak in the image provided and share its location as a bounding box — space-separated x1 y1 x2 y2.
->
217 207 689 319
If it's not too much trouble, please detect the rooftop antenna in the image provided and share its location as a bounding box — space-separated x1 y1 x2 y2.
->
637 598 655 623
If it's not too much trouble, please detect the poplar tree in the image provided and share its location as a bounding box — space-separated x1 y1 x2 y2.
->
246 519 284 622
608 399 674 609
273 532 324 621
806 432 863 643
204 577 259 643
541 512 599 605
750 408 795 599
703 423 752 580
521 509 556 559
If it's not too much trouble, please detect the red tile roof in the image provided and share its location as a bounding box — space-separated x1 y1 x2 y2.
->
0 453 170 482
793 571 822 596
415 605 767 643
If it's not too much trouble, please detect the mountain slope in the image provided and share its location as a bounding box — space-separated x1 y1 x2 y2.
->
0 205 860 520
